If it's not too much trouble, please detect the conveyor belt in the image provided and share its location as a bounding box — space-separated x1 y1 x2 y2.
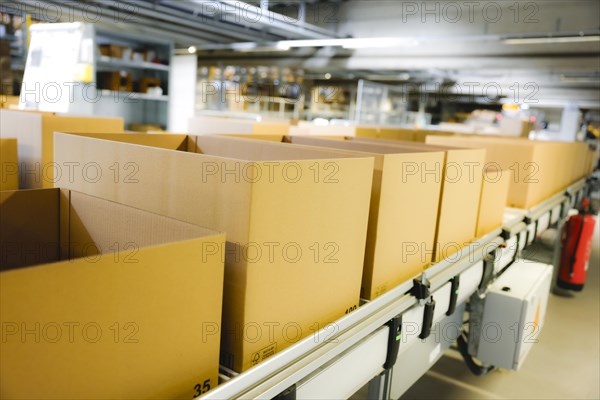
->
199 178 589 400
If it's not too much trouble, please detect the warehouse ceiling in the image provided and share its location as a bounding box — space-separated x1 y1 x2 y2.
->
5 0 600 108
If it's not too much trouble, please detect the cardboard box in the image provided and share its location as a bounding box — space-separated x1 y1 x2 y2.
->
0 188 225 399
291 122 378 137
0 95 20 109
426 135 591 209
476 169 511 237
245 135 445 299
352 138 485 262
0 138 18 190
53 133 374 372
98 71 133 92
188 115 290 135
139 77 161 93
0 110 124 188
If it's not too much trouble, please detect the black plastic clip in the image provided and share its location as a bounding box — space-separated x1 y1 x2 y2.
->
500 229 511 240
419 298 436 339
383 315 403 370
523 216 532 225
272 384 296 400
446 276 460 316
478 256 495 292
411 276 431 300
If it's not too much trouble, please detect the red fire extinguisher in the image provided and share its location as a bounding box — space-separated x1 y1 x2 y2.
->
557 198 597 291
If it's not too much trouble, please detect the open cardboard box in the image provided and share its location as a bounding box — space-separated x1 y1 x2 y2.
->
0 188 225 399
349 137 486 262
215 134 445 299
0 138 18 190
425 135 591 209
0 109 123 189
53 133 374 372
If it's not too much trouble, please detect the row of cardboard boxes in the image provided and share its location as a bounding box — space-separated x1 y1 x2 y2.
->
0 109 595 399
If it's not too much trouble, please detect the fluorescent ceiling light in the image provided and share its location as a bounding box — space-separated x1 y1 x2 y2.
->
276 37 419 49
503 35 600 45
342 38 419 49
230 42 289 52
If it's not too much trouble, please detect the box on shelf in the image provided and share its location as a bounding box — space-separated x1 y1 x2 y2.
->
0 188 225 399
0 138 18 190
98 44 130 60
98 71 133 92
0 109 124 189
425 135 591 209
240 135 445 299
352 137 486 262
0 95 20 109
53 133 374 372
139 77 161 93
476 169 512 238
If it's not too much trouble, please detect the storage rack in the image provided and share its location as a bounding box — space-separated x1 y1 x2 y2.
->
198 177 592 400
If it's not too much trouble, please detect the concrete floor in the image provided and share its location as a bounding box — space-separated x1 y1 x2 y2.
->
400 214 600 400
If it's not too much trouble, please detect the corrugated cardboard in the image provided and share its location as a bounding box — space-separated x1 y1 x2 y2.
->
53 133 374 372
0 138 18 190
426 135 591 209
188 115 290 135
0 188 225 399
352 137 485 262
222 134 445 299
476 169 512 237
0 110 123 189
291 122 379 137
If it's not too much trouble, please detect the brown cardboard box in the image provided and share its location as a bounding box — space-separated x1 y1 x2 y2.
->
98 71 134 92
188 115 290 135
291 123 379 137
0 188 225 399
352 138 485 262
0 138 18 190
139 77 161 93
0 110 124 188
476 169 511 237
53 133 374 372
0 95 20 109
426 135 590 209
245 135 445 299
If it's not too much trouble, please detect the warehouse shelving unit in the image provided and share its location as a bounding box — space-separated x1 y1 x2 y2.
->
19 22 172 129
198 177 591 400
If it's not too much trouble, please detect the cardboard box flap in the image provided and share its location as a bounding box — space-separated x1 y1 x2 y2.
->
66 190 219 261
354 137 474 152
194 135 372 161
55 132 190 151
1 188 221 271
0 189 61 271
290 136 444 155
0 138 19 190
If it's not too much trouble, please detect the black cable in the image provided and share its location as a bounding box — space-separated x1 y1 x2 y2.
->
456 334 495 376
